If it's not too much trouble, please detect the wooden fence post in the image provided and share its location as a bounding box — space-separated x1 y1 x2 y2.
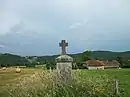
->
114 77 120 97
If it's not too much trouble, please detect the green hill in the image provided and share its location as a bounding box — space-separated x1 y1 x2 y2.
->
0 51 130 67
0 53 28 66
91 51 130 60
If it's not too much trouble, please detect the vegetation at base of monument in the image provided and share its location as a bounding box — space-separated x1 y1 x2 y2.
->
45 61 56 69
0 51 130 68
4 70 123 97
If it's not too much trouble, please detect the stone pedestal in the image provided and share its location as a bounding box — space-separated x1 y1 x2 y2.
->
56 55 73 85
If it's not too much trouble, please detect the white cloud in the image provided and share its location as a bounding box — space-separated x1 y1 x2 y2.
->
0 44 5 48
0 10 20 35
70 20 87 28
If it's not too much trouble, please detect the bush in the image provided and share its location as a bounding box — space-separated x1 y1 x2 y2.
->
25 64 35 67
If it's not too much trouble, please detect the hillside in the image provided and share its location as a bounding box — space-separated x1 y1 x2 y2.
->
0 51 130 67
91 51 130 60
25 51 130 65
0 53 28 66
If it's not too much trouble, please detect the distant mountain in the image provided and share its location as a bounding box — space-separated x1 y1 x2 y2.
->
0 51 130 66
0 53 28 66
91 51 130 60
36 51 130 63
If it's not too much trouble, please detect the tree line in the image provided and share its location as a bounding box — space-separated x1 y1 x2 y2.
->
0 51 130 68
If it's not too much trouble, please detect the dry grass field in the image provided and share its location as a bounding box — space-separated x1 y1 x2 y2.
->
0 68 44 97
0 68 130 97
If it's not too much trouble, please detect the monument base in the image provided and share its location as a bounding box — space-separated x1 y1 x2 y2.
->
56 62 72 85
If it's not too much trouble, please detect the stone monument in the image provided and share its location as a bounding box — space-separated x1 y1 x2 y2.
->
56 40 73 85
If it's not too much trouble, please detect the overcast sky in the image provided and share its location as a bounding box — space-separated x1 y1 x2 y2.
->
0 0 130 56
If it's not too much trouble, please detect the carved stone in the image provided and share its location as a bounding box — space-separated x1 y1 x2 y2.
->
56 40 73 85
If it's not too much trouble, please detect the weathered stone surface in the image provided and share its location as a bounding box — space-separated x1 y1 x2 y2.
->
56 62 72 85
56 55 73 62
56 40 73 85
59 40 68 55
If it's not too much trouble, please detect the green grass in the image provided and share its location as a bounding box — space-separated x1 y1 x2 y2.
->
81 69 130 97
0 68 130 97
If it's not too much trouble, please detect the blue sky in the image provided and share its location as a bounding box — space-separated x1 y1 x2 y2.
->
0 0 130 56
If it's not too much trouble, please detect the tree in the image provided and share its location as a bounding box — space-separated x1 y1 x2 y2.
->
45 61 56 69
123 60 130 68
0 53 27 66
81 50 91 61
116 56 123 67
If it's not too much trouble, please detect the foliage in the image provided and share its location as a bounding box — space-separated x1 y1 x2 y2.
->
81 50 91 61
0 51 130 68
25 64 35 67
0 53 27 67
45 61 56 69
122 60 130 68
75 62 84 69
116 56 123 67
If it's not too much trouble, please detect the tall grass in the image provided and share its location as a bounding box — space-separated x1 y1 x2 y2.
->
6 70 121 97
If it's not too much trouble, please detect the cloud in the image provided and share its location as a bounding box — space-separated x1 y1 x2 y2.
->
70 20 87 29
0 44 5 48
0 10 20 35
0 0 130 55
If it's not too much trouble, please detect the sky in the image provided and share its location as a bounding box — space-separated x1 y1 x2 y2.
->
0 0 130 56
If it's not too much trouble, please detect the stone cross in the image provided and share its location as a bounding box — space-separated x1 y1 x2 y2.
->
56 40 73 86
59 40 68 55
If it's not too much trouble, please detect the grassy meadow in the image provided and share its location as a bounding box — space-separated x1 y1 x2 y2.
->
0 68 130 97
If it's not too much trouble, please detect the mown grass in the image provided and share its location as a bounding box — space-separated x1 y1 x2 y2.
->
0 68 130 97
